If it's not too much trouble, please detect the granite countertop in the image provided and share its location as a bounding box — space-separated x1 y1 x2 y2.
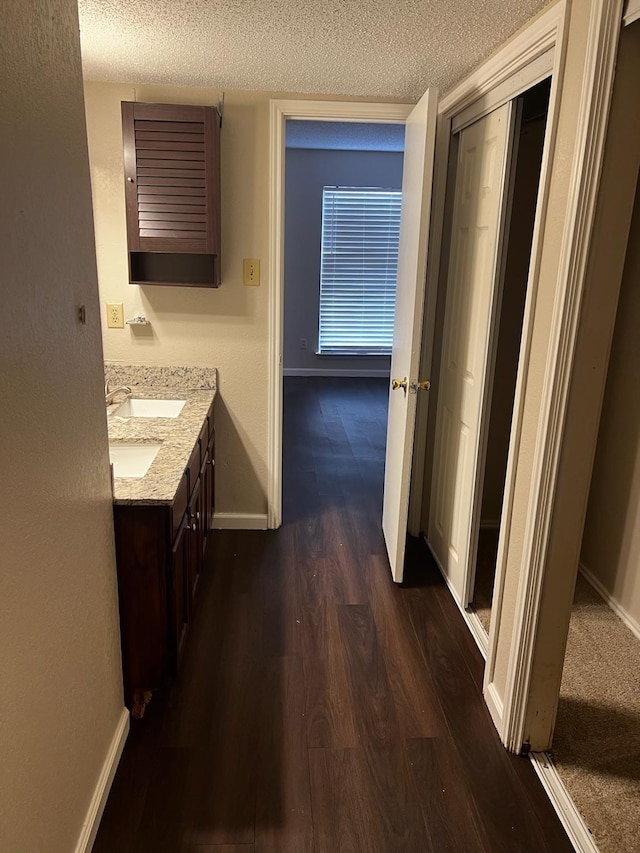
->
105 364 217 506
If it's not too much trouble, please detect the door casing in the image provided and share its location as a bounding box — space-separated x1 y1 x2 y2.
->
419 0 570 745
267 99 413 530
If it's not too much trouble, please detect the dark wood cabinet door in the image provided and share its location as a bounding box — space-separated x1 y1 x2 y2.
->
187 478 203 601
202 443 215 539
170 518 189 672
122 101 220 256
207 433 216 532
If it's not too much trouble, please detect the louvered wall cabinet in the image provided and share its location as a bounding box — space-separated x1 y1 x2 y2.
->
122 101 221 287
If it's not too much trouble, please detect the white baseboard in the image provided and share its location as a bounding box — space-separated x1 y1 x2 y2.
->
212 512 269 530
283 367 390 378
74 707 129 853
529 752 600 853
579 562 640 642
484 681 504 732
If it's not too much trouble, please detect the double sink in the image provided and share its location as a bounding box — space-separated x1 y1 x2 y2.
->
108 397 186 478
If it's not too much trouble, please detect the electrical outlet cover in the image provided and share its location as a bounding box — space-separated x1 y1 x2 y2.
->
107 303 124 328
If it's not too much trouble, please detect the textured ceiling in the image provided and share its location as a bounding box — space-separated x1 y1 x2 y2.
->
286 120 405 151
78 0 550 100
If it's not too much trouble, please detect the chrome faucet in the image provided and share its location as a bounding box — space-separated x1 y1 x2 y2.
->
105 383 132 405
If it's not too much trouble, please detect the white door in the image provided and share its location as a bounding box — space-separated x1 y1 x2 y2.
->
382 89 438 583
427 103 516 605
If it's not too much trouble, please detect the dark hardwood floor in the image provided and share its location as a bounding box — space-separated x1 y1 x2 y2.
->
94 377 572 852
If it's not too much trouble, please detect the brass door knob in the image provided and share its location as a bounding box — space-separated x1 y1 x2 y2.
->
392 377 408 391
416 380 431 391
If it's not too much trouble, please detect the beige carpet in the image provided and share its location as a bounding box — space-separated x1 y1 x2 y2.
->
552 574 640 853
472 527 499 635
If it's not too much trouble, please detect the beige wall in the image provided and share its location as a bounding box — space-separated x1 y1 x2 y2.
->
0 1 125 850
581 179 640 629
85 83 273 516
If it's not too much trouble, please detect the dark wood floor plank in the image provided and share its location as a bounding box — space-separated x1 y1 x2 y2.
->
94 377 570 853
132 747 194 852
254 655 314 853
308 748 385 853
338 603 433 851
296 553 359 749
402 545 573 852
407 737 490 853
189 653 261 843
189 846 254 852
367 553 446 738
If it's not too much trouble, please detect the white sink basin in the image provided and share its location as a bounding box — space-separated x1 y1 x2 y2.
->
109 443 162 478
111 398 186 418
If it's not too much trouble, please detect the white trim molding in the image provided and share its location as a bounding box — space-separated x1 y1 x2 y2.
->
529 753 601 853
74 707 129 853
212 512 269 530
623 0 640 26
417 1 569 746
501 0 624 754
268 99 412 529
579 562 640 641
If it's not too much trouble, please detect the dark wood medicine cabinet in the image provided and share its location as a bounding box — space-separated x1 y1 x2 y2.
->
121 101 221 288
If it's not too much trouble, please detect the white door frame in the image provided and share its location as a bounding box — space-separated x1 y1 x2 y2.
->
498 0 624 753
267 99 412 529
411 7 564 544
420 0 570 727
421 0 625 754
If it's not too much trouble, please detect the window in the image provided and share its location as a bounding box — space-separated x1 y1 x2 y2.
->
318 186 402 355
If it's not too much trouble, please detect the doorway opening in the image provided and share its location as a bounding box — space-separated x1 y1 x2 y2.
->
281 120 404 526
469 78 552 641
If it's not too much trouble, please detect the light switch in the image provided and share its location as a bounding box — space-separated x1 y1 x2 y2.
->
243 259 260 286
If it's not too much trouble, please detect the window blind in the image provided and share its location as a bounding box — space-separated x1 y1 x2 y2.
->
318 186 402 355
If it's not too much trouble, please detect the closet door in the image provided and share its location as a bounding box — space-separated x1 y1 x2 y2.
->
428 102 517 605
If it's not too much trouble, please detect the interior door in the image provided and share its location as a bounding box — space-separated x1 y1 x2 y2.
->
427 102 517 605
382 88 438 583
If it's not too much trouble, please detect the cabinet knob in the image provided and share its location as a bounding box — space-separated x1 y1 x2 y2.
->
127 177 134 183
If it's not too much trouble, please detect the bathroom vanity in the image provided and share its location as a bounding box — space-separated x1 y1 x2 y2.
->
106 365 217 717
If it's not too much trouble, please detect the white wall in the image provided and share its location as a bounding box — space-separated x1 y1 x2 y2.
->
0 1 125 850
284 147 403 374
581 179 640 632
